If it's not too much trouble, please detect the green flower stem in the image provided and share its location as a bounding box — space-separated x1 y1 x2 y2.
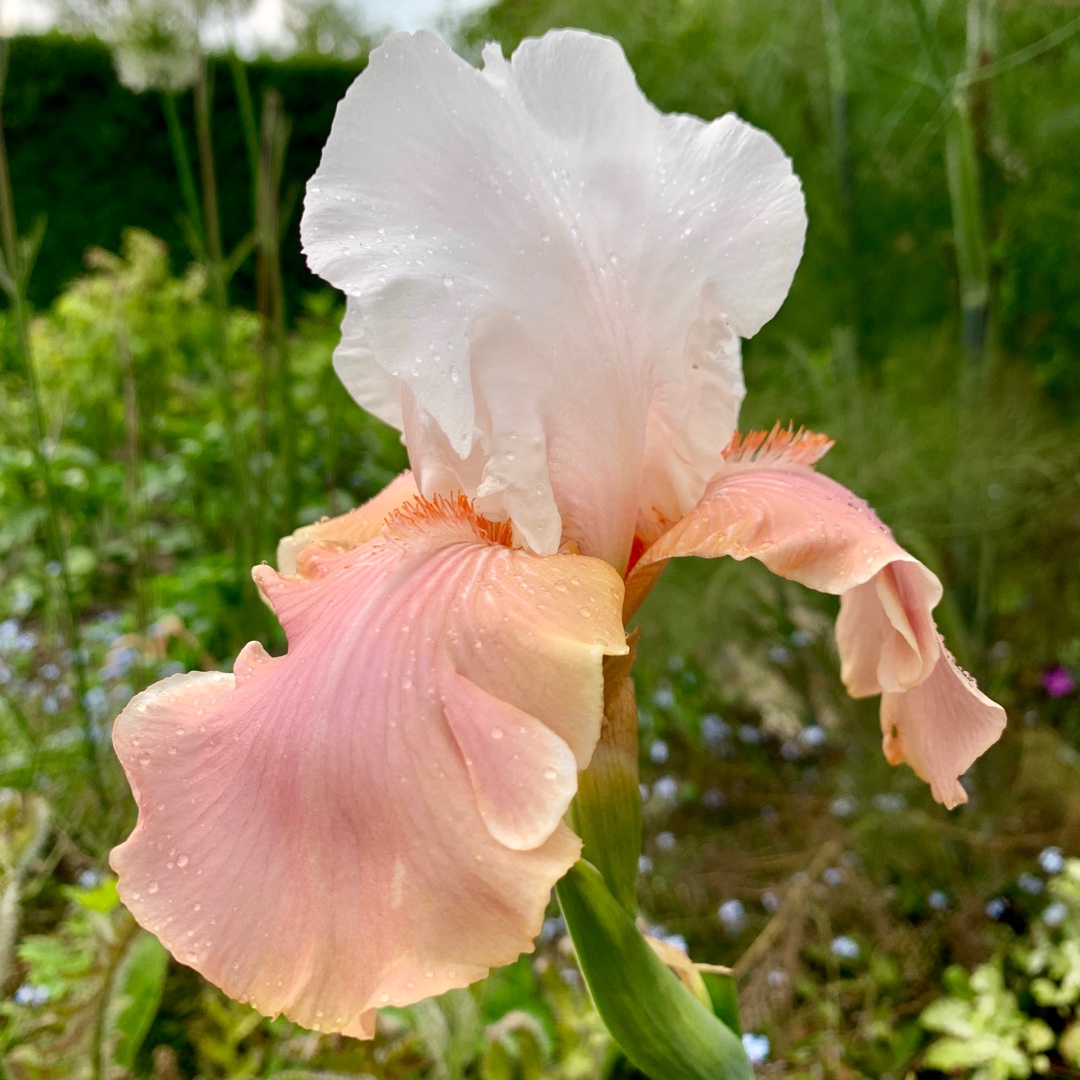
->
570 633 642 915
557 860 751 1080
0 43 105 807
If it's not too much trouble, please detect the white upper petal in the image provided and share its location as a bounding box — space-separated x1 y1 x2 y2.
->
303 28 805 568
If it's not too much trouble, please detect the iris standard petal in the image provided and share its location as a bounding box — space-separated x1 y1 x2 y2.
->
302 29 805 568
110 496 627 1038
628 426 1005 805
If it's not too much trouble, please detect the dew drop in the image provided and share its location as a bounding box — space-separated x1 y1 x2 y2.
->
176 853 189 868
543 767 558 781
148 881 159 895
138 751 151 765
491 726 504 740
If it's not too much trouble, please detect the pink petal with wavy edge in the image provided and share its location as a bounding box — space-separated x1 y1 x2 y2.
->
111 497 627 1038
881 643 1004 808
629 427 1005 805
275 470 420 575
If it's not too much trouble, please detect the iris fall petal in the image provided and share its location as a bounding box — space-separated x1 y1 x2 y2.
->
111 497 627 1037
629 427 1005 805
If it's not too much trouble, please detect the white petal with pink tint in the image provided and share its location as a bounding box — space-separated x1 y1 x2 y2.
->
629 427 1005 805
111 498 627 1038
303 30 805 567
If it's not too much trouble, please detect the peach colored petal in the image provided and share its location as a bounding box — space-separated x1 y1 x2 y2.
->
275 471 420 575
111 497 627 1038
629 426 1005 805
881 643 1005 809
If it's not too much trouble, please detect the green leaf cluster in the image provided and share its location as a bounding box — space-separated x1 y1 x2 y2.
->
920 859 1080 1078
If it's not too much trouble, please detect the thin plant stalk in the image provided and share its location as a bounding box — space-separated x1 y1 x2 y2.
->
0 43 105 806
955 0 998 658
110 278 150 635
192 57 258 574
255 87 297 539
160 92 205 258
229 55 260 195
820 0 866 485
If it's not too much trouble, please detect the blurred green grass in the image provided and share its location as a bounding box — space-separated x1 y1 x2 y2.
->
1 0 1080 1077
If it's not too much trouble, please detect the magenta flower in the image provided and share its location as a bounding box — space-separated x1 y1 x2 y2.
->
1043 665 1076 698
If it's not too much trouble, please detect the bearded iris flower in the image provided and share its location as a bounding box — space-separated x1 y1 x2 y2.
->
110 29 1005 1042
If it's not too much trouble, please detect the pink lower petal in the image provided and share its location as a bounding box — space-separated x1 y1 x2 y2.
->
881 643 1005 809
275 471 420 575
111 496 627 1038
629 426 1005 805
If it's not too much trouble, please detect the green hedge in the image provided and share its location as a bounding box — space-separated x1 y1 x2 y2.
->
7 18 1080 397
5 34 364 314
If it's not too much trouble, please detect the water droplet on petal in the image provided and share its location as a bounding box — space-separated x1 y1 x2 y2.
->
491 726 504 740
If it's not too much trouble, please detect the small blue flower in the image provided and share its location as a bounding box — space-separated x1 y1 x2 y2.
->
873 793 906 813
1038 846 1065 875
742 1032 770 1064
652 683 675 709
738 724 762 745
1043 901 1068 928
13 984 49 1006
655 831 676 852
83 686 109 719
701 714 730 746
830 935 860 960
823 866 844 887
928 890 949 911
1018 872 1044 896
718 899 746 933
649 739 669 764
829 796 856 818
652 776 678 804
985 897 1007 920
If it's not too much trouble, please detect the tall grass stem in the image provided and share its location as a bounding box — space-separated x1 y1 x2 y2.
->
0 43 106 806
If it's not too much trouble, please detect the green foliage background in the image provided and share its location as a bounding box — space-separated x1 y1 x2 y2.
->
2 0 1080 1077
